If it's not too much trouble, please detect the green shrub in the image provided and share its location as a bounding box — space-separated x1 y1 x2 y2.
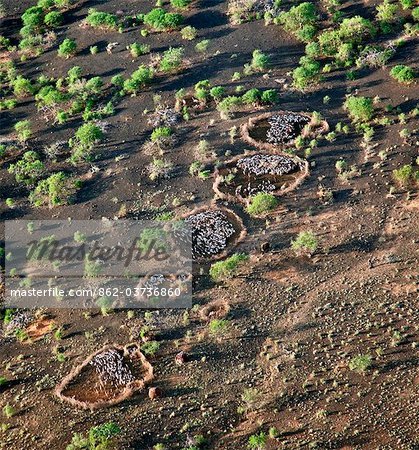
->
338 16 376 43
392 164 418 187
242 88 261 105
128 42 150 57
141 341 160 356
8 151 44 185
318 16 376 57
195 39 210 53
349 354 372 373
44 11 63 27
209 86 226 101
86 9 118 30
37 0 55 9
292 57 321 90
343 95 373 122
261 89 278 104
246 192 278 216
305 41 321 58
171 0 191 9
412 6 419 20
159 47 184 72
22 6 44 29
151 126 172 142
390 65 415 84
67 65 82 83
0 35 11 50
181 25 197 40
111 74 124 87
216 96 242 119
69 123 103 163
66 422 121 450
0 99 17 111
143 8 183 31
54 0 74 8
14 120 32 143
376 0 399 25
248 432 267 449
13 75 33 97
35 85 67 107
58 38 77 58
209 319 229 336
209 253 249 281
30 172 77 207
399 0 414 9
148 158 173 181
123 65 154 95
277 2 318 42
250 49 270 71
291 230 318 254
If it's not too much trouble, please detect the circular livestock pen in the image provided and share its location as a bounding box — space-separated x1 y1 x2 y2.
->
55 343 154 410
182 207 247 261
241 111 329 151
213 152 309 205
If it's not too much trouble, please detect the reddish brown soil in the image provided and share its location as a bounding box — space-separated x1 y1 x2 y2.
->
0 0 418 449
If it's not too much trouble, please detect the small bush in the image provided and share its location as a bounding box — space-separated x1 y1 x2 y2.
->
343 95 374 122
30 172 77 207
141 341 160 356
35 85 67 107
151 126 172 142
171 0 191 9
250 49 270 71
277 2 318 42
143 8 183 31
13 75 33 97
399 0 414 9
128 42 150 57
44 11 63 27
58 38 76 58
390 65 415 84
376 0 399 26
209 319 229 336
393 164 418 187
293 57 322 90
248 431 267 449
123 65 154 95
14 120 32 143
148 158 173 181
67 65 82 83
216 96 242 119
195 39 210 53
22 6 44 28
209 253 249 281
86 9 118 30
69 123 103 163
349 354 372 373
246 192 278 216
261 89 278 104
291 230 318 255
242 88 261 105
8 150 44 185
209 86 226 101
66 422 121 450
181 25 197 40
159 47 184 72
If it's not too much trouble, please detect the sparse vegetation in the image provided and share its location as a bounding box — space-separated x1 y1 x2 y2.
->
291 231 318 255
209 253 248 281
